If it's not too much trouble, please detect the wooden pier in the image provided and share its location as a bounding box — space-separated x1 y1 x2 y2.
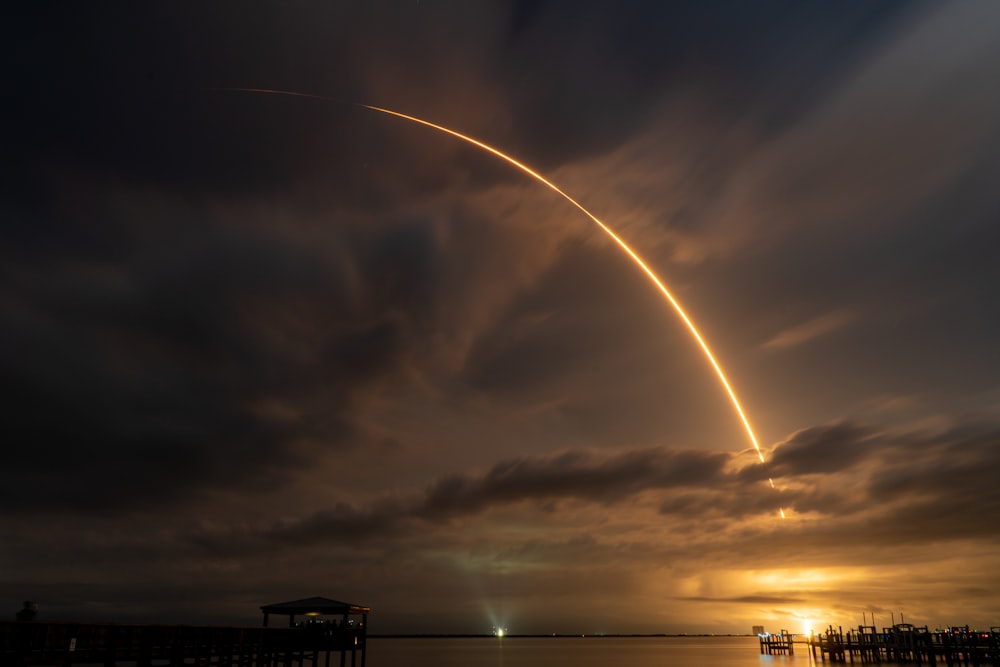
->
759 629 795 655
0 620 368 666
1 596 371 667
809 624 1000 666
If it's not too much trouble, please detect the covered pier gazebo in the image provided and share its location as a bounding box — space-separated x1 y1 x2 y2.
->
260 596 370 667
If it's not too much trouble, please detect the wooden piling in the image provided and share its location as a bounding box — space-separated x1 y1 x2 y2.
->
760 629 795 655
804 623 1000 666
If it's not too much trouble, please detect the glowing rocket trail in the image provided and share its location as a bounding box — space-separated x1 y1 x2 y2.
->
218 88 768 465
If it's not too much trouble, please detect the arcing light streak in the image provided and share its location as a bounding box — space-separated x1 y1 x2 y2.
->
219 88 767 465
363 104 766 465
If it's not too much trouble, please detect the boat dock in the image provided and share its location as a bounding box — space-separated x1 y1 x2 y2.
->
807 624 1000 665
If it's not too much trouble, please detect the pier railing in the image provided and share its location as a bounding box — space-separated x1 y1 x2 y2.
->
0 620 367 667
807 624 1000 665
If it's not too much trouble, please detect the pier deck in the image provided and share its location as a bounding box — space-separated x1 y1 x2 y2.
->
1 620 367 667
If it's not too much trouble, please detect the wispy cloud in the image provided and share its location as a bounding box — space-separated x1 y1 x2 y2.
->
762 310 854 350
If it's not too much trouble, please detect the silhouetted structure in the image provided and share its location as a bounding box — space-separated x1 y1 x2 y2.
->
261 597 369 628
1 596 371 666
261 597 370 667
15 602 37 622
759 629 794 655
806 623 1000 665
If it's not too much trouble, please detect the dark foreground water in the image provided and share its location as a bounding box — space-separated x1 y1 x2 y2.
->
365 635 808 667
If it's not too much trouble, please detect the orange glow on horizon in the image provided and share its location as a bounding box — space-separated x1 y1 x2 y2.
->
218 88 768 466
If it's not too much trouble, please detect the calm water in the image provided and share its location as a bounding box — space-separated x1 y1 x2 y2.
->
365 636 813 667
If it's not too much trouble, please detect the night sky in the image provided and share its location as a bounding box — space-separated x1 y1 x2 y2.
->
3 1 999 634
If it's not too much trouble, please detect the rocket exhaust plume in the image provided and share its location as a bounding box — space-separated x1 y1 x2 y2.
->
217 88 771 471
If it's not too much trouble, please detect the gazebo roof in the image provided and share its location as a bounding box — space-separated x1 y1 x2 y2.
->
260 596 370 616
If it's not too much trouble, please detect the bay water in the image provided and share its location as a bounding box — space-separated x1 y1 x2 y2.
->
365 635 808 667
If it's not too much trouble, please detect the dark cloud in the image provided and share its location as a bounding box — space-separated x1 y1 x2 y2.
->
419 446 728 518
501 0 913 164
0 187 448 511
4 1 915 193
862 430 1000 536
185 446 734 553
766 421 881 476
185 420 1000 553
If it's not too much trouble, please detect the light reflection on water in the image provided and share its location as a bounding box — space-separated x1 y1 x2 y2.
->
366 636 816 667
